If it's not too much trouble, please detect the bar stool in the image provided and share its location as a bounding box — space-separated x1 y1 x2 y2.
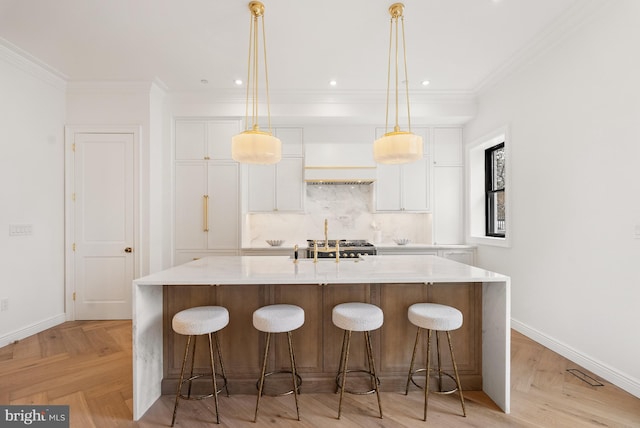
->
332 302 384 419
405 303 466 421
253 304 304 422
171 306 230 426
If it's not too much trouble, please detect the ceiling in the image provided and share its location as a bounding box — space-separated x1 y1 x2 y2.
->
0 0 584 97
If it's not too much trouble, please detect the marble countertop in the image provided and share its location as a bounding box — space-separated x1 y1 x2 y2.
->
243 242 475 250
134 254 505 286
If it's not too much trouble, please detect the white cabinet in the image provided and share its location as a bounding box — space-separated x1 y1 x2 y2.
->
247 128 304 212
375 127 430 212
174 162 240 260
432 127 464 244
175 119 241 160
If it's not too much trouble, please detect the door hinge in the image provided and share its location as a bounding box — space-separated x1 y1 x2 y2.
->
72 292 76 301
71 193 76 201
72 243 76 251
71 143 76 152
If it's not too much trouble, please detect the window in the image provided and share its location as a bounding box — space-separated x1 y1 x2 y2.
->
467 126 509 247
485 143 505 237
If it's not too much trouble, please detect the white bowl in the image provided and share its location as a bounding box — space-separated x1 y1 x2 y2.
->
394 238 411 246
266 240 284 247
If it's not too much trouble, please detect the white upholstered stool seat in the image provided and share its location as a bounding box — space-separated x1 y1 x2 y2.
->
332 302 384 420
173 306 229 336
408 303 462 331
171 306 230 426
253 304 304 422
332 302 384 332
253 304 305 333
405 302 466 421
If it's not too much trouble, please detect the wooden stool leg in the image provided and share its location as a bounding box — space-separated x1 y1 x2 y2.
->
254 332 271 422
446 331 467 417
337 330 352 420
365 331 383 419
405 327 421 395
171 335 192 427
287 331 301 421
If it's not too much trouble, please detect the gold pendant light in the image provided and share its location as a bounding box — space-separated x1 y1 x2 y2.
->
373 3 423 164
232 1 282 164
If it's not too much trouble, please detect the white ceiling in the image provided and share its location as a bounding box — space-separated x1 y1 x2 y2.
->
0 0 584 97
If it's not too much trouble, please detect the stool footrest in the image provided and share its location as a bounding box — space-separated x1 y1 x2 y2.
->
177 372 229 400
256 370 302 397
335 369 381 395
408 369 460 395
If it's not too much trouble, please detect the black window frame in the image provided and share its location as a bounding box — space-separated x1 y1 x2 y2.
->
485 142 505 238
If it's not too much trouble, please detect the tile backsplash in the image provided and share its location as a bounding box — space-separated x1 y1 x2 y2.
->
246 184 432 247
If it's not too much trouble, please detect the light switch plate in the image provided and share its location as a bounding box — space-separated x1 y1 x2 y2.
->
9 224 32 236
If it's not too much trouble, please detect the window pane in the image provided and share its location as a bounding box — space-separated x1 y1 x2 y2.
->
487 190 506 236
491 146 505 190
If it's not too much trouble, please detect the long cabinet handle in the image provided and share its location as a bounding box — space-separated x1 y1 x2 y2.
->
203 195 209 232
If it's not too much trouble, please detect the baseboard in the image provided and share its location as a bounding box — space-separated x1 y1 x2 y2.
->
512 318 640 399
0 313 67 348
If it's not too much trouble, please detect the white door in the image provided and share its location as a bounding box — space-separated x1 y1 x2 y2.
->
74 133 134 319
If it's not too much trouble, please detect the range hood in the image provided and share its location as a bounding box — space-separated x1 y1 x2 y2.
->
304 143 377 185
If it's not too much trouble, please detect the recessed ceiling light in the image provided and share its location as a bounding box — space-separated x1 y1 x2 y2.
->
234 79 243 86
421 80 430 86
329 80 337 86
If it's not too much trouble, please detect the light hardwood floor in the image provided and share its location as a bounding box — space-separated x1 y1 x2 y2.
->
1 320 639 427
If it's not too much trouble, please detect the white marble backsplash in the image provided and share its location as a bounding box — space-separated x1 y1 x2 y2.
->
246 184 432 247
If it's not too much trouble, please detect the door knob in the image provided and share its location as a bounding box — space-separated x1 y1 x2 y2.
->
124 247 133 253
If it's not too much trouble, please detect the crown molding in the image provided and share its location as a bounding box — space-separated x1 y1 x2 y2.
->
66 79 168 95
0 37 67 90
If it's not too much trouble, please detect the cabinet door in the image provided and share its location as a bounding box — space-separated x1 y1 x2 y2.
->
402 157 430 211
207 120 241 161
276 158 304 211
376 164 402 211
175 121 207 160
433 166 463 244
207 163 239 249
175 163 208 249
248 164 276 211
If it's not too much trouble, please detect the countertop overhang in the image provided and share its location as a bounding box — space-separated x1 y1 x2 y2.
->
134 254 506 286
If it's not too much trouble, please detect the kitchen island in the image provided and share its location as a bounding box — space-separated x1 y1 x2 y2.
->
132 255 510 420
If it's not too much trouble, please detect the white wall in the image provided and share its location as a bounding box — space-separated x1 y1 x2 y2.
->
0 43 67 345
464 1 640 397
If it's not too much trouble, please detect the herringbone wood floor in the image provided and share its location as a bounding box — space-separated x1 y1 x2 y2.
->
1 320 639 427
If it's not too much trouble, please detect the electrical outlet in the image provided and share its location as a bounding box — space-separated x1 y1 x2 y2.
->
0 298 8 312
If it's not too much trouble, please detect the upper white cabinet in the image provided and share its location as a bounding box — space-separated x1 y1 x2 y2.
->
175 119 241 160
432 127 463 244
375 127 430 212
247 127 304 212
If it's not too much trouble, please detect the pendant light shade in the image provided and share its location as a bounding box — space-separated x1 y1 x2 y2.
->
374 3 423 165
232 1 281 164
232 127 281 164
374 129 423 164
